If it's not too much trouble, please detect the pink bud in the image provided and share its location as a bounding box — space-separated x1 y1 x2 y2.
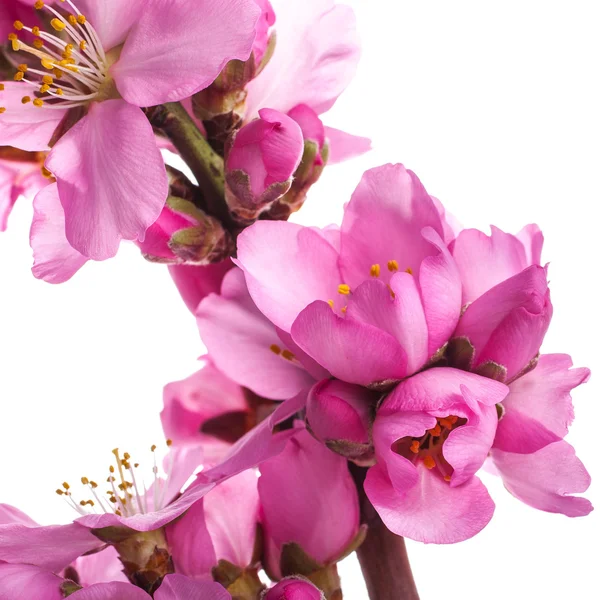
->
287 105 326 161
258 428 360 578
264 578 324 600
225 109 304 221
306 380 374 455
166 470 260 578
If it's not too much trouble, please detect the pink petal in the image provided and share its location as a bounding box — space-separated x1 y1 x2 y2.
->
291 301 408 386
236 221 341 332
156 575 231 600
431 196 462 244
288 105 326 148
197 268 315 399
339 164 446 289
324 126 371 164
30 183 89 284
346 274 427 375
112 0 260 106
77 0 146 50
69 582 150 599
492 441 593 517
516 223 544 265
46 100 168 260
0 82 66 151
494 354 591 453
245 0 360 117
0 162 18 232
264 578 323 600
0 523 103 571
169 260 233 314
0 505 37 527
72 546 128 586
451 225 541 303
0 563 64 600
258 428 359 564
161 362 248 446
365 463 495 543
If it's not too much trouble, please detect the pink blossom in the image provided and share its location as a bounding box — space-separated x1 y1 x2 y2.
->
225 108 304 219
491 354 592 516
166 470 260 579
365 368 509 543
264 577 324 600
258 426 360 578
1 0 261 260
235 164 462 387
252 0 276 66
0 562 66 600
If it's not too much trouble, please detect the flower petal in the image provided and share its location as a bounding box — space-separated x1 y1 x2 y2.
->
69 582 150 599
30 183 89 284
46 100 168 260
0 82 66 151
0 563 64 600
492 441 592 517
72 546 128 586
0 505 37 527
112 0 260 106
156 575 232 600
324 127 371 164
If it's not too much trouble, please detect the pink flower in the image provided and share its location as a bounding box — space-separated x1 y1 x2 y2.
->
1 0 261 260
161 361 250 457
258 426 360 578
168 260 233 314
166 470 260 580
252 0 276 67
491 354 592 516
225 108 304 221
264 577 324 600
365 368 509 543
244 0 370 162
0 563 67 600
235 163 462 387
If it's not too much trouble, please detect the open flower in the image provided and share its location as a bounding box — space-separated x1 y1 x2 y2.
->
365 368 509 543
1 0 261 260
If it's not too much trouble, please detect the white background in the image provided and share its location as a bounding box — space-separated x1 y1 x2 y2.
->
0 1 598 598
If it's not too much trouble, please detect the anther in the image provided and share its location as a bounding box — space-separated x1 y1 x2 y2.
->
270 344 282 355
0 84 4 90
151 445 157 452
338 284 351 295
444 475 452 482
42 75 53 85
370 264 381 277
0 108 5 114
40 84 50 93
14 72 24 82
32 27 40 36
166 439 173 447
41 166 53 178
17 64 28 73
62 482 70 490
51 18 67 32
80 41 87 51
327 299 334 309
13 21 24 31
281 350 295 361
405 267 413 275
428 424 442 437
387 260 399 272
409 440 420 454
81 477 89 485
34 0 45 9
33 39 44 49
21 96 31 104
423 456 436 469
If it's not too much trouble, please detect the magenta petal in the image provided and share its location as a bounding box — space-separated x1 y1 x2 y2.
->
365 464 495 543
156 575 231 600
197 268 315 399
288 105 326 148
0 523 103 571
339 164 446 289
69 582 150 599
0 563 64 600
0 505 37 527
492 442 592 517
0 82 67 151
291 301 408 386
237 221 340 332
324 126 371 164
112 0 260 106
46 100 168 260
30 183 89 284
494 354 590 454
264 578 323 600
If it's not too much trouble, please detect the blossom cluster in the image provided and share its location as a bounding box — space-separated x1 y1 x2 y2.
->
0 0 592 598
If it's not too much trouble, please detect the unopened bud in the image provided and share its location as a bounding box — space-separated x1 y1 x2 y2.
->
263 577 324 600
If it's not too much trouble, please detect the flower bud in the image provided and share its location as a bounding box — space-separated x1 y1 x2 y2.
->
263 577 324 600
137 197 234 265
306 380 375 463
448 265 553 382
225 109 303 223
258 428 360 579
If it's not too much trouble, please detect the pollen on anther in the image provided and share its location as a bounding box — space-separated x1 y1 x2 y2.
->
0 108 5 114
428 424 442 437
409 440 420 454
41 166 53 178
281 350 295 361
405 267 413 275
151 444 157 452
327 299 334 309
77 15 87 25
40 84 50 93
51 18 67 32
21 96 31 104
13 21 24 31
387 260 399 272
33 39 44 49
423 456 436 469
338 283 351 295
68 15 78 26
62 482 70 490
444 475 452 482
14 72 24 81
166 439 173 447
80 40 87 51
34 0 44 9
17 64 28 73
269 344 282 355
370 264 381 277
32 98 44 107
42 75 53 85
32 26 40 36
0 84 4 90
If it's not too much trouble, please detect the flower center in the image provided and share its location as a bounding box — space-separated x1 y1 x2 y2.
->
393 415 466 482
6 0 108 110
56 441 175 518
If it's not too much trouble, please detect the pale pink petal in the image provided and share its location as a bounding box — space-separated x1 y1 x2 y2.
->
77 0 146 50
245 0 360 117
0 523 103 571
46 100 168 260
324 126 371 164
431 196 462 244
0 162 18 232
494 354 591 453
516 223 544 266
156 575 231 600
112 0 260 106
291 301 408 386
288 105 326 148
72 546 128 586
0 563 64 600
0 82 66 151
236 221 340 332
492 441 592 517
169 260 233 314
197 268 315 399
69 582 150 599
365 464 495 544
0 505 37 527
30 183 89 284
339 164 445 289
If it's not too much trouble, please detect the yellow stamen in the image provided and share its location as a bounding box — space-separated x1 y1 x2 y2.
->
338 283 351 295
370 264 381 277
77 15 87 25
14 72 24 81
80 40 87 51
32 98 44 107
34 0 45 9
40 83 50 93
55 88 64 95
0 84 4 91
428 424 442 437
341 306 347 314
0 107 5 114
32 26 40 36
21 96 31 104
17 64 28 73
444 475 452 482
33 39 44 49
53 68 64 79
13 21 24 31
42 75 53 85
68 15 78 26
327 299 334 309
41 166 53 178
423 456 436 470
51 18 67 32
269 344 282 355
387 259 399 272
281 350 295 361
